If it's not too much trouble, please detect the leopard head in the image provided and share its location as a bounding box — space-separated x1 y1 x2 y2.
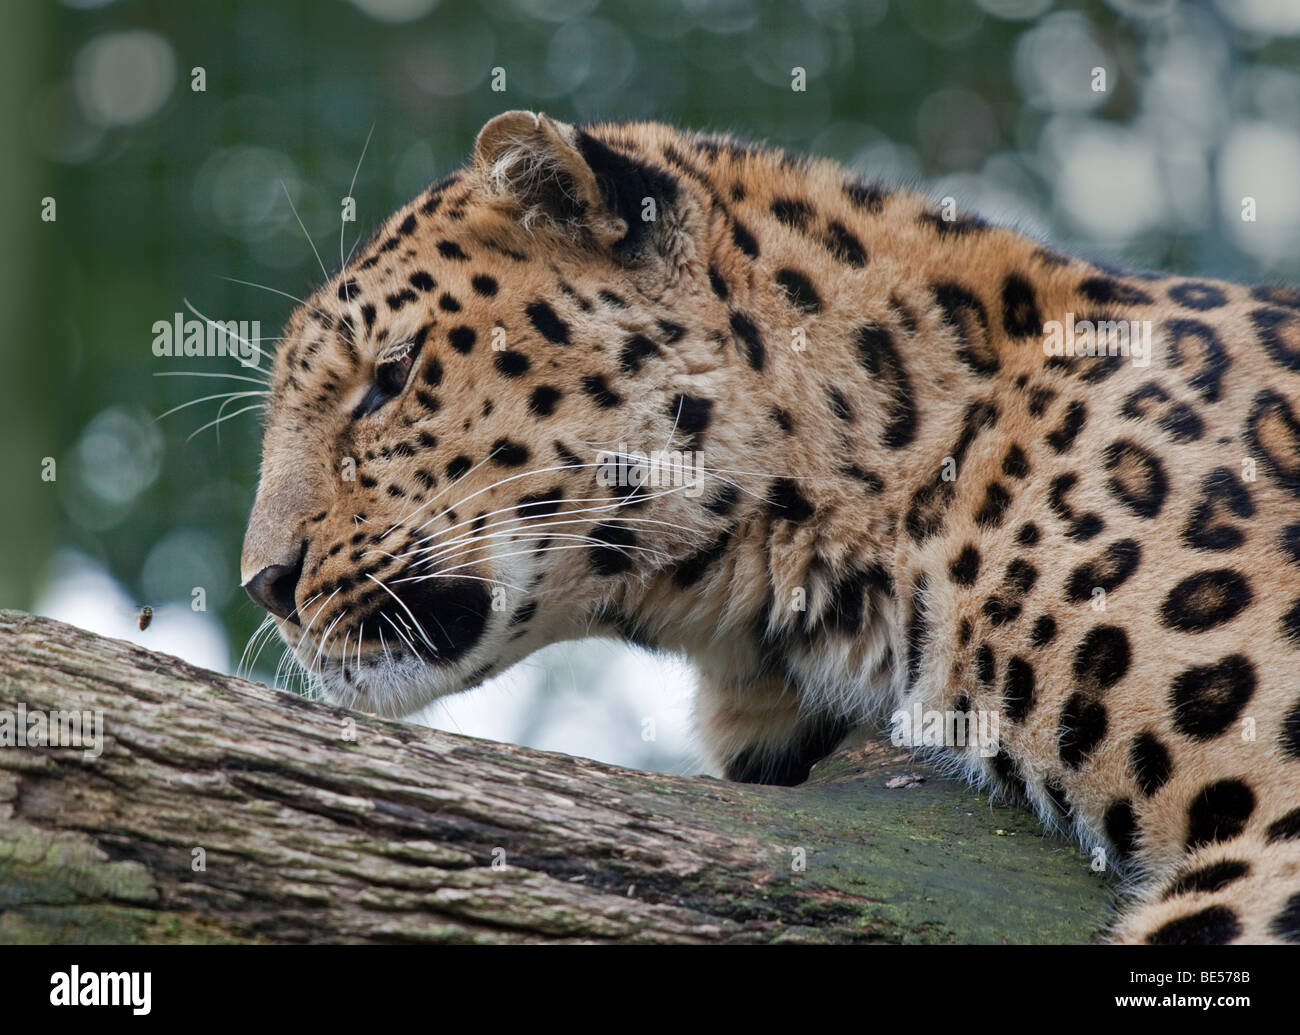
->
241 111 745 715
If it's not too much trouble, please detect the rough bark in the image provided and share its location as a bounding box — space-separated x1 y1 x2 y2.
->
0 610 1112 944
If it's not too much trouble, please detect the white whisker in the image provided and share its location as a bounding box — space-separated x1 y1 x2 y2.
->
154 370 270 386
280 180 331 283
182 298 277 368
154 389 267 424
185 402 266 444
363 572 441 658
341 121 376 294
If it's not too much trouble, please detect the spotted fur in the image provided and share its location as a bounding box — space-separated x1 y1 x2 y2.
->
242 111 1300 945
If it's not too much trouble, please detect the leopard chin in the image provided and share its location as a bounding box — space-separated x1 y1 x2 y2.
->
307 636 506 719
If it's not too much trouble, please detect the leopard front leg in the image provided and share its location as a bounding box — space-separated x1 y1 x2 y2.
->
694 666 853 786
923 599 1300 945
1109 832 1300 944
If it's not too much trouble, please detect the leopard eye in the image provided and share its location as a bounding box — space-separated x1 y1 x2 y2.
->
376 351 414 395
353 345 417 419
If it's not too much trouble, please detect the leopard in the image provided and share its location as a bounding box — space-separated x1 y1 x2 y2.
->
240 110 1300 945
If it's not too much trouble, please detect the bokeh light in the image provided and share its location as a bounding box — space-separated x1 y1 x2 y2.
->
73 29 176 127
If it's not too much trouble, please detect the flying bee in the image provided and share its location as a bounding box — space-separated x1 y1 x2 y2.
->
113 602 165 636
119 604 154 631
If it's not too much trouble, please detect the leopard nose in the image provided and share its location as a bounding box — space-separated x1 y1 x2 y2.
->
244 548 305 624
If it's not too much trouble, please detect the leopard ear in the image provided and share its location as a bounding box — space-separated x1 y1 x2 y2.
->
474 110 676 258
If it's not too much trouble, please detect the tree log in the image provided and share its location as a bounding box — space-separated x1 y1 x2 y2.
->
0 610 1111 943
